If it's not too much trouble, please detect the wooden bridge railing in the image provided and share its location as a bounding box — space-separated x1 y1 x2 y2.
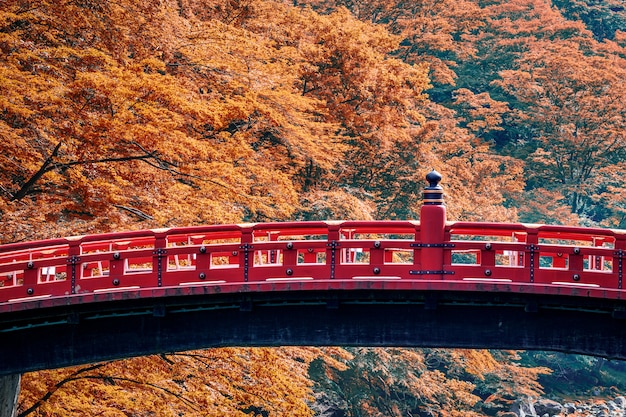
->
1 172 624 313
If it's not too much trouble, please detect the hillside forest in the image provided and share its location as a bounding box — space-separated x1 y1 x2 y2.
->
2 0 626 416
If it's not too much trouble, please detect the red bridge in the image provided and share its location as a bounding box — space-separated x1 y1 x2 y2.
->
1 172 626 376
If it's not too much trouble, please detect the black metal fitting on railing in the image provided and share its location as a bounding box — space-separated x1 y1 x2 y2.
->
240 243 253 282
616 249 624 289
154 248 167 287
67 255 80 294
327 241 340 279
527 244 539 283
409 270 454 276
410 243 455 248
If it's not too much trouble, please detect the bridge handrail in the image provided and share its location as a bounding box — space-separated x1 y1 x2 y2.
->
2 172 625 312
1 219 625 313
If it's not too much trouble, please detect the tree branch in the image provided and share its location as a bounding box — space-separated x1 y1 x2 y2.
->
43 153 159 174
113 204 154 220
18 361 200 417
11 141 63 201
17 362 111 417
10 141 186 202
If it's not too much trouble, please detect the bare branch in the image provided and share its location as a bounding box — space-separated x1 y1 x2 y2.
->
10 141 183 201
17 362 111 417
113 204 154 220
11 142 63 201
18 364 200 417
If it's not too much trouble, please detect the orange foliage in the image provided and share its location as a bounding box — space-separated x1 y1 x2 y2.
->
311 348 551 417
303 0 487 85
18 347 350 417
479 0 626 226
0 0 345 241
415 102 524 222
453 88 510 135
494 37 626 224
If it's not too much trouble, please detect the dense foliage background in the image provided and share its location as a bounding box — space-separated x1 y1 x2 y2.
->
3 0 625 244
2 0 626 415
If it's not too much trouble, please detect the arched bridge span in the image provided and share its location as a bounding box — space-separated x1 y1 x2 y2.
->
1 173 626 375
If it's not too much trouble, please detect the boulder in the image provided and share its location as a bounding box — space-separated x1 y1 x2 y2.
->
564 403 577 414
511 399 538 417
534 399 564 417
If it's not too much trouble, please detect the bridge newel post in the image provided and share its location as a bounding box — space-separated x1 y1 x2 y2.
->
420 171 447 278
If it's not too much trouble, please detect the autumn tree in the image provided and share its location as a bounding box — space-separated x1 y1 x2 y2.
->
442 349 551 410
424 0 626 226
17 347 354 417
310 348 481 417
299 0 486 87
0 0 531 233
243 5 436 219
310 348 551 417
552 0 626 41
0 0 349 241
493 39 626 226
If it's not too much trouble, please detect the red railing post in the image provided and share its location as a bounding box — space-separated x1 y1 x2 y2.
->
240 228 253 282
616 234 625 290
68 239 81 294
526 229 539 283
326 224 341 279
420 171 447 278
153 232 167 287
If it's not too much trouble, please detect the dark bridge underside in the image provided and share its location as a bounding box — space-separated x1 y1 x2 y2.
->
3 290 626 375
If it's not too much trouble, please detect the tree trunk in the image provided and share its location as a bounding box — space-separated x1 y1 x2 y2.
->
0 374 20 417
